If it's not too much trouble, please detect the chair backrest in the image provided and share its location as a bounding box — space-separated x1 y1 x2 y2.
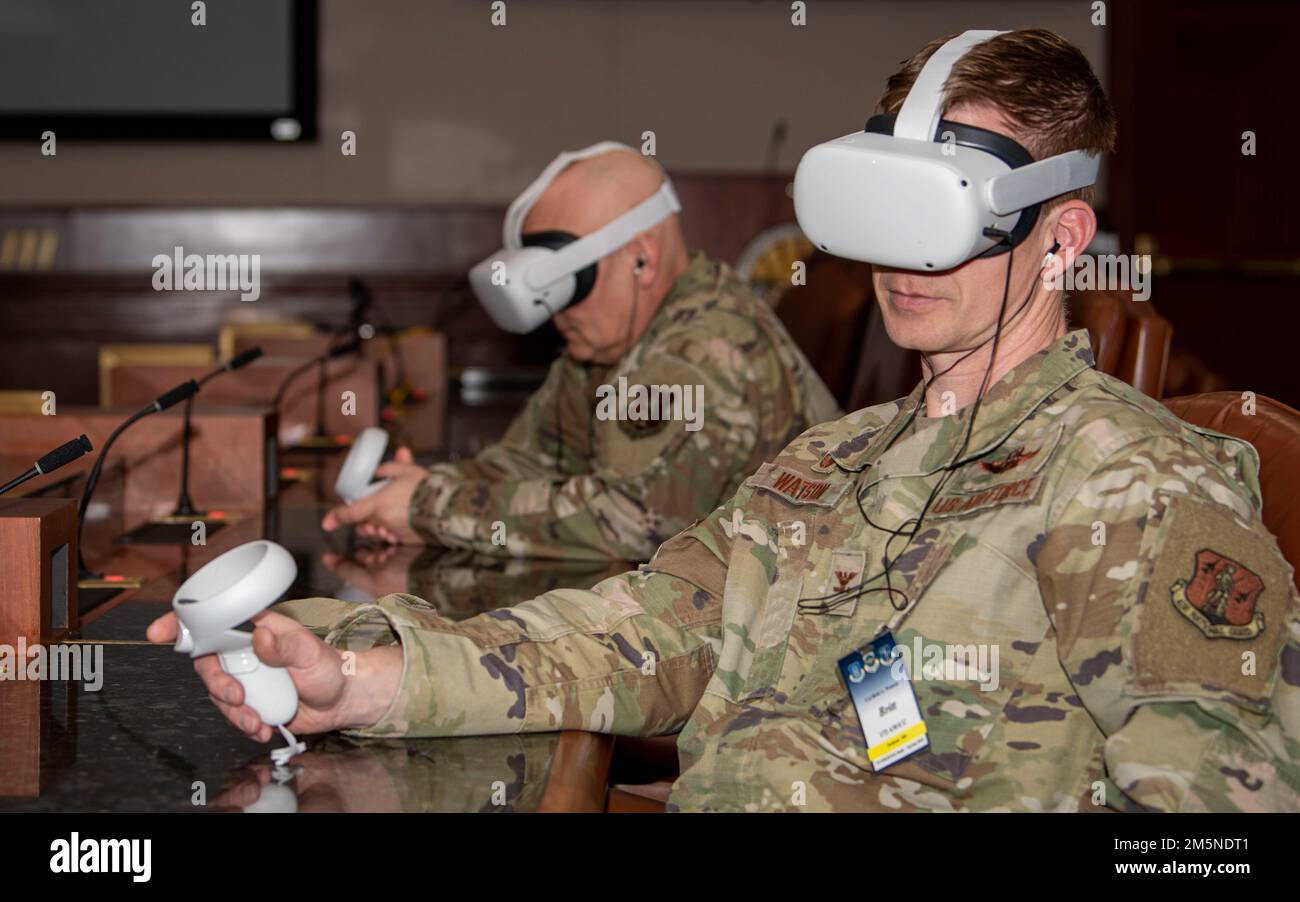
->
97 343 215 407
0 390 47 415
1119 313 1173 398
774 252 876 408
1067 291 1125 376
218 320 317 361
1068 288 1173 397
1162 392 1300 590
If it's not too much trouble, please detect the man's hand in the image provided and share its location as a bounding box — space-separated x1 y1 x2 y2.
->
321 446 428 545
146 610 402 742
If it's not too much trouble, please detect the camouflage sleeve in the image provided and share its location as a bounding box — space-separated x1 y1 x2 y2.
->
322 495 737 738
408 348 754 561
1037 434 1300 811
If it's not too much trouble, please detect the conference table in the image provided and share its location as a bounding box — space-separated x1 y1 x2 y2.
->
0 447 629 813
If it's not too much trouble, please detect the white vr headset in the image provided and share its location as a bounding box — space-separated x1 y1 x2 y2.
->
793 29 1100 271
468 141 682 334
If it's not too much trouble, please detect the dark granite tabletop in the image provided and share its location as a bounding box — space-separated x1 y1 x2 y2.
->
0 454 629 812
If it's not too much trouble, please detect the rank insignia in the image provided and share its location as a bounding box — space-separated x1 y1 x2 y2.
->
1170 549 1266 639
829 550 865 594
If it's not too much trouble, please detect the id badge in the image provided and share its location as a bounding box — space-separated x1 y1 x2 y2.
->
837 630 928 771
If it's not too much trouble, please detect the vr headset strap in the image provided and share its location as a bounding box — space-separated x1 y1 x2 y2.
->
987 150 1100 215
894 30 1006 142
502 140 638 249
525 181 681 290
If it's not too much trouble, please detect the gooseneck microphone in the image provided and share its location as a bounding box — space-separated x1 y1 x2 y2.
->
0 434 94 496
268 337 364 441
77 379 199 579
173 346 265 517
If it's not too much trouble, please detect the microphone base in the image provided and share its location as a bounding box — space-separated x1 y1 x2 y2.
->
171 501 206 519
75 584 130 615
154 511 233 524
77 575 145 590
76 572 144 614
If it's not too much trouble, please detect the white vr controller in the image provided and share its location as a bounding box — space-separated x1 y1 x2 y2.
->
172 539 306 764
333 426 391 604
335 427 391 503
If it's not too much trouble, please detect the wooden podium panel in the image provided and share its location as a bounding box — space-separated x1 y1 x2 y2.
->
105 357 380 447
97 343 214 408
0 497 78 647
0 407 274 518
222 326 444 392
0 680 68 797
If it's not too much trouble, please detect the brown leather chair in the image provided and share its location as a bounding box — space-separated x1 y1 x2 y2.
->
1161 392 1300 590
1067 288 1173 397
1119 313 1173 398
845 300 921 412
774 252 876 408
1067 291 1125 377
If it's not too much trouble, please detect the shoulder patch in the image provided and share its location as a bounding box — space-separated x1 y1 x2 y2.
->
1170 550 1266 639
616 415 670 440
1134 494 1293 709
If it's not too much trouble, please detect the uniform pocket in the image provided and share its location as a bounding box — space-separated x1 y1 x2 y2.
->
705 513 810 702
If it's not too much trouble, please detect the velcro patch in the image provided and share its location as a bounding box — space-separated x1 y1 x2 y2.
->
746 462 851 508
822 550 867 618
616 415 670 440
928 473 1045 519
1134 494 1293 709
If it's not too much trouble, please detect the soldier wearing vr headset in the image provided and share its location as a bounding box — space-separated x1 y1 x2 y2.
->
321 143 839 562
154 28 1299 812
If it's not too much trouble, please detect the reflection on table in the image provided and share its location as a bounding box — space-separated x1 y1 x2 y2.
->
0 446 634 812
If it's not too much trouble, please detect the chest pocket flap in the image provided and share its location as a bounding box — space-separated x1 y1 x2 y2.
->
928 424 1064 520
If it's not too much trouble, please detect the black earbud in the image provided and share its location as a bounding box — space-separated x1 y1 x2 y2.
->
634 257 646 274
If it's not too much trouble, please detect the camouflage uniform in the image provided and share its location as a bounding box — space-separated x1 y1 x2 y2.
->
321 330 1300 811
408 252 841 561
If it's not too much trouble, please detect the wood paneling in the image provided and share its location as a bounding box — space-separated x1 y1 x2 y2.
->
105 358 380 447
0 498 79 647
1 407 273 519
1109 1 1300 404
0 175 798 409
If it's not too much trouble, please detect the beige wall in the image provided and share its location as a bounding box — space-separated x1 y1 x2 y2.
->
0 0 1106 206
